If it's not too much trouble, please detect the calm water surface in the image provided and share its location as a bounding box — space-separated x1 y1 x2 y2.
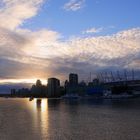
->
0 98 140 140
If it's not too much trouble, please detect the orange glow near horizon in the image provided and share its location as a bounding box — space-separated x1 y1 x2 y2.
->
0 78 47 85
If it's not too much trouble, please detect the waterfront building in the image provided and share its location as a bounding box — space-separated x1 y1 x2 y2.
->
36 79 42 87
69 73 78 86
78 81 87 96
65 73 79 94
31 79 47 97
47 78 60 97
11 89 16 95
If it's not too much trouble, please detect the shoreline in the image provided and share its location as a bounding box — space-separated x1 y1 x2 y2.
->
1 95 140 100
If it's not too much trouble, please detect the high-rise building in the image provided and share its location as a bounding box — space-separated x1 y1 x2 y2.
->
69 73 78 86
65 73 79 94
31 79 47 97
47 78 60 97
36 79 42 87
11 89 16 95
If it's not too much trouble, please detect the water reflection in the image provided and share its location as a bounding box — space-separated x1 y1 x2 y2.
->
32 99 49 139
47 99 61 108
36 99 41 109
1 98 140 140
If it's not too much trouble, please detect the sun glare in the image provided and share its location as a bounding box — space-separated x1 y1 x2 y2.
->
33 99 48 112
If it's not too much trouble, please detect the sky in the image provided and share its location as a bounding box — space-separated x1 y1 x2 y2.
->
0 0 140 91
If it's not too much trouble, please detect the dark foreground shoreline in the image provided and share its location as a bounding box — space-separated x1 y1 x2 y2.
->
1 94 140 100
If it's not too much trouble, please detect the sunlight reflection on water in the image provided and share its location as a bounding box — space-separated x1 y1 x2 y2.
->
30 99 49 139
0 98 140 140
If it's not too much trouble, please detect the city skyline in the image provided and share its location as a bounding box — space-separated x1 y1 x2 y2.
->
0 0 140 88
0 1 140 139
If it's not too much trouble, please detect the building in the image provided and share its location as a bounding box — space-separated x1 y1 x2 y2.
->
47 78 60 97
11 89 16 96
69 73 78 86
78 81 87 96
31 79 47 97
36 79 42 87
65 73 79 94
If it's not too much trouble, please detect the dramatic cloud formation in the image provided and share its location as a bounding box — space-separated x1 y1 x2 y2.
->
63 0 85 11
0 0 140 85
1 27 140 82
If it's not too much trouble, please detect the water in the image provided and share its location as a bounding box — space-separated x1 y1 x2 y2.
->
0 98 140 140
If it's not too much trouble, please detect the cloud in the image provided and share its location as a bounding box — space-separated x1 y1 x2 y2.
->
0 0 44 30
0 0 140 83
63 0 85 11
0 26 140 82
82 27 103 34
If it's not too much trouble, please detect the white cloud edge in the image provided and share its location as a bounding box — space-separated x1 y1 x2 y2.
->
82 27 103 34
63 0 85 11
0 0 44 30
0 0 140 80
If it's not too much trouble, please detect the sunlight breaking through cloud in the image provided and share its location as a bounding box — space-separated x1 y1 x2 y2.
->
0 27 140 81
0 0 140 83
